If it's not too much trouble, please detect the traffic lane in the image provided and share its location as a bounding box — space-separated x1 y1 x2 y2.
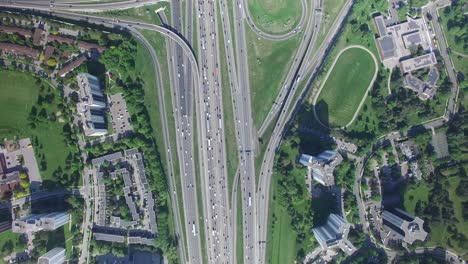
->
256 0 326 137
5 0 167 12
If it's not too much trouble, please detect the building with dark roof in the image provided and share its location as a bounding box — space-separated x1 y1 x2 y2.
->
96 252 163 264
377 36 397 60
0 43 38 59
91 149 158 244
78 73 107 109
33 28 44 46
58 55 87 77
43 45 55 63
0 170 20 198
403 73 437 100
0 25 32 37
47 34 74 45
78 41 106 53
383 208 428 244
0 153 7 178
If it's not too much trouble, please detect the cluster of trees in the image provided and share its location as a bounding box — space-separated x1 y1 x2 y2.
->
443 0 467 52
335 159 355 191
348 225 366 248
401 104 468 251
14 172 30 198
0 233 26 259
395 253 447 264
103 176 133 221
79 27 124 48
341 69 442 145
0 32 32 47
28 81 59 128
273 145 316 262
420 175 454 224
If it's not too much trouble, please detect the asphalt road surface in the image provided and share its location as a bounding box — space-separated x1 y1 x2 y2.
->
1 0 167 12
195 0 232 262
0 1 461 264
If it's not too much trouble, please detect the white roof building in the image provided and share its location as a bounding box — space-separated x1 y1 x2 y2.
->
38 247 65 264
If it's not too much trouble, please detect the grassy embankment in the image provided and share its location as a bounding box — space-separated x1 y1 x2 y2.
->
246 25 302 128
96 2 170 26
247 0 302 35
439 3 467 91
137 29 190 260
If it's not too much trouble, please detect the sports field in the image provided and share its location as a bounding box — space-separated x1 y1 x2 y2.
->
315 47 377 127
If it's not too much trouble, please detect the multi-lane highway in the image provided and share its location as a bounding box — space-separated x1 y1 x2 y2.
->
195 0 232 262
162 0 204 262
0 0 168 12
218 0 258 262
2 1 461 264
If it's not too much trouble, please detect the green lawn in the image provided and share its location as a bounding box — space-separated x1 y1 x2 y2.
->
266 176 298 264
246 26 301 127
247 0 302 34
0 70 39 136
439 3 467 55
0 231 26 262
408 0 429 8
315 47 376 127
266 139 317 263
0 69 78 186
267 207 297 264
92 2 171 26
403 180 430 214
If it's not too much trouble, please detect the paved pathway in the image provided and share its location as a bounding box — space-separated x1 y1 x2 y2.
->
387 68 392 95
452 50 468 59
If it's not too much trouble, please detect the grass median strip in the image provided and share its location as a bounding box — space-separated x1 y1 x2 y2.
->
246 26 301 128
